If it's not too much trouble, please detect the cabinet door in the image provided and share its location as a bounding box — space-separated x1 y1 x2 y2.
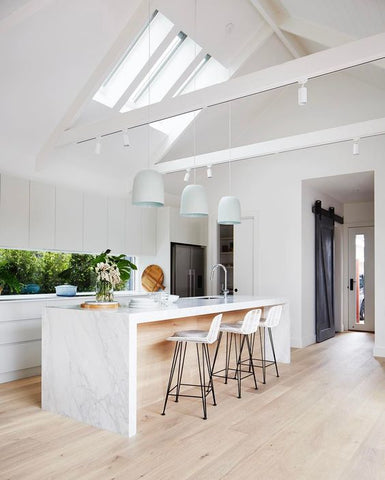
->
29 181 55 250
107 197 126 253
234 216 255 295
0 174 29 248
125 203 157 255
55 186 83 252
83 193 108 253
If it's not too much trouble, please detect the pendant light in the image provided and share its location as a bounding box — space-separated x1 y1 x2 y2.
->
132 169 164 207
131 0 164 207
218 101 241 225
180 0 208 218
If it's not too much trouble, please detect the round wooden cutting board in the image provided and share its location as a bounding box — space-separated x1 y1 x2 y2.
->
141 265 166 292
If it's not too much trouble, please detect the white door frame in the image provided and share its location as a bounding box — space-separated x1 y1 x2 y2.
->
343 221 375 332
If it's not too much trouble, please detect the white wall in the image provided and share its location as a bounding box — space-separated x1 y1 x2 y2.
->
193 134 385 355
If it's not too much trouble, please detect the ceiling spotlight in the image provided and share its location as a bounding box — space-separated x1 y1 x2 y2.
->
207 165 213 178
95 135 102 155
184 168 191 182
123 128 130 147
298 79 308 106
353 138 360 155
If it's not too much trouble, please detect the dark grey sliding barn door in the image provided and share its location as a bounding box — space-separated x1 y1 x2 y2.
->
315 211 335 342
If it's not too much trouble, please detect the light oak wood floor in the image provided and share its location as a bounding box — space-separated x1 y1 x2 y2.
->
1 332 384 480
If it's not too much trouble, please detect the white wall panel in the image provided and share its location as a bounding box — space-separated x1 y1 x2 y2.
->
83 193 108 253
107 197 126 253
0 175 29 248
29 181 55 250
55 186 83 251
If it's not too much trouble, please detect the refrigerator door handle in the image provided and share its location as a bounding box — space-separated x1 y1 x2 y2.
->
191 269 196 297
188 269 192 297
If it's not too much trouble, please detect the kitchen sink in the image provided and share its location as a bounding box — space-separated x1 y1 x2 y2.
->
197 296 223 300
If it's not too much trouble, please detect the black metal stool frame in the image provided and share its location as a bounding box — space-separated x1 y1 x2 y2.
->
161 340 216 420
212 331 258 398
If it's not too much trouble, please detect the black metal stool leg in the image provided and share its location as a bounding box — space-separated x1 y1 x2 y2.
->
259 328 266 384
236 335 246 399
268 327 279 377
203 344 217 406
211 331 223 373
175 342 187 402
162 342 181 415
196 344 207 419
225 333 233 384
246 335 258 390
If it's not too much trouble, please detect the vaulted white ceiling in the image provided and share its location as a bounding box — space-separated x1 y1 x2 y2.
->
1 0 385 196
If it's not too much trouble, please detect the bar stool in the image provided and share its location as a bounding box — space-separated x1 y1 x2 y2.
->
250 305 283 384
161 313 222 420
212 309 262 398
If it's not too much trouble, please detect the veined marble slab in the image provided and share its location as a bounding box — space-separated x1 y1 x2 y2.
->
42 295 289 437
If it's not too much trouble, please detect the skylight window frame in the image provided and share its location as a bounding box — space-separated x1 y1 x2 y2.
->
129 31 187 106
173 53 212 97
93 9 174 109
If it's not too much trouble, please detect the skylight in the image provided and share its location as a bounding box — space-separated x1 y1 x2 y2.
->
93 10 228 113
93 11 174 108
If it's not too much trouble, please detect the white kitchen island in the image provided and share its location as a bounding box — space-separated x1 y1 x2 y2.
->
42 296 289 437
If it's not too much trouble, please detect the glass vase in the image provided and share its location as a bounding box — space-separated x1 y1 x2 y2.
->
95 279 114 302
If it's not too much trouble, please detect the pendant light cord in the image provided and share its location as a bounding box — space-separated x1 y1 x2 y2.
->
147 0 151 169
193 0 197 184
228 100 232 194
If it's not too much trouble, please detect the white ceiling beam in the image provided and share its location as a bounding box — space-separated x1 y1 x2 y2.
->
0 0 53 35
154 117 385 174
56 32 385 148
280 16 385 70
248 0 305 58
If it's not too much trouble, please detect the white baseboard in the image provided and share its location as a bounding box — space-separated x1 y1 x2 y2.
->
373 346 385 358
0 366 41 384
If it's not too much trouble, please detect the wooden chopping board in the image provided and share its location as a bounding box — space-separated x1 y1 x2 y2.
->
141 265 166 292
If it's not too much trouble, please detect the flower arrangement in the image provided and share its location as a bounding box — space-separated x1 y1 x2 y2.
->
92 249 137 302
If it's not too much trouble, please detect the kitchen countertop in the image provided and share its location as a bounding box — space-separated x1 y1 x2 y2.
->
51 295 287 324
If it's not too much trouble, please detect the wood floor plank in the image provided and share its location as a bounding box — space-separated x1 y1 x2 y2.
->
0 332 384 480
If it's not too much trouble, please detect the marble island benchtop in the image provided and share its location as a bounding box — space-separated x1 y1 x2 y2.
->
52 295 287 324
42 295 290 437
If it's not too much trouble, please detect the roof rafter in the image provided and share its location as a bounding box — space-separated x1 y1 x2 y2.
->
280 16 385 70
248 0 306 58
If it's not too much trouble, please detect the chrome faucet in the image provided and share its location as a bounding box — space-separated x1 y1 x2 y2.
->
210 264 229 299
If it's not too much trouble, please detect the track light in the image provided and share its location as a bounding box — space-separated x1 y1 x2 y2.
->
95 135 102 155
184 168 191 182
298 79 308 106
123 128 130 147
207 165 213 178
353 138 360 155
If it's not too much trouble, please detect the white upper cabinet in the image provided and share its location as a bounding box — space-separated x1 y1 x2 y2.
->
83 193 108 253
55 186 83 252
29 181 55 250
126 203 157 255
0 175 29 248
107 197 126 254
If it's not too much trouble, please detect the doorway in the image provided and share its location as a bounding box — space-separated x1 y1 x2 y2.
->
348 226 374 332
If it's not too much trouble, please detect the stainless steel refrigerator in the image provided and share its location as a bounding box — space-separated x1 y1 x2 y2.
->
171 243 205 297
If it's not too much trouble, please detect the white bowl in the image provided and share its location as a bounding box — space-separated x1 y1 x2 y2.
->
169 294 179 303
